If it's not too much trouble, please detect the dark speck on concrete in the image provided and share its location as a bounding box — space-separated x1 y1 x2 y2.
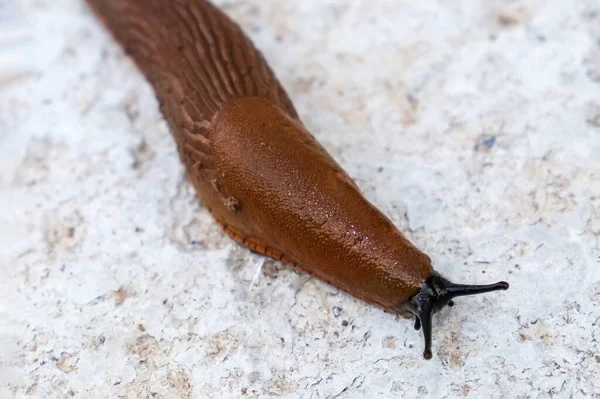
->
474 135 496 152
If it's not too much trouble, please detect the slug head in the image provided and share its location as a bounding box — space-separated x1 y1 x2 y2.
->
407 272 509 360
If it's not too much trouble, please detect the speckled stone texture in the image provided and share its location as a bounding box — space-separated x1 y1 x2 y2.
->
1 0 599 397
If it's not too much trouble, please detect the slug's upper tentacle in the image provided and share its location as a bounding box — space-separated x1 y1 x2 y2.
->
408 272 509 359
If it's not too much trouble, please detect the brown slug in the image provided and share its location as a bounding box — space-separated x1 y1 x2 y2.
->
87 0 509 359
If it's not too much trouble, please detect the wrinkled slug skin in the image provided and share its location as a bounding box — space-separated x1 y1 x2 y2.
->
88 0 433 311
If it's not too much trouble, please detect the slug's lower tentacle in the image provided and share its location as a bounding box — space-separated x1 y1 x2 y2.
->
408 272 509 359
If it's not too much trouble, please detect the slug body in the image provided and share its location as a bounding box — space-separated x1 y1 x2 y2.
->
88 0 508 359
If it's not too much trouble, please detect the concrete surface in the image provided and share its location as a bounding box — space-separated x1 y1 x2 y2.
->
1 0 599 397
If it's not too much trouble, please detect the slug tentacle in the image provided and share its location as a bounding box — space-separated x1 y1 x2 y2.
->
408 272 509 360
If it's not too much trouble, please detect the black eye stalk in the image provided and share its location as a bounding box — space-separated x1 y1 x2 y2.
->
409 272 509 359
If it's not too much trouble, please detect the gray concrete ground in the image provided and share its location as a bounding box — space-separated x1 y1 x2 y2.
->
1 0 599 397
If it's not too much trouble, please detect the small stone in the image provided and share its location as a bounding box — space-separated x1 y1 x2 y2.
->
332 306 342 317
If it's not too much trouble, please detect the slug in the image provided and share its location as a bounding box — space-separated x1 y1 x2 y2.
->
88 0 509 359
